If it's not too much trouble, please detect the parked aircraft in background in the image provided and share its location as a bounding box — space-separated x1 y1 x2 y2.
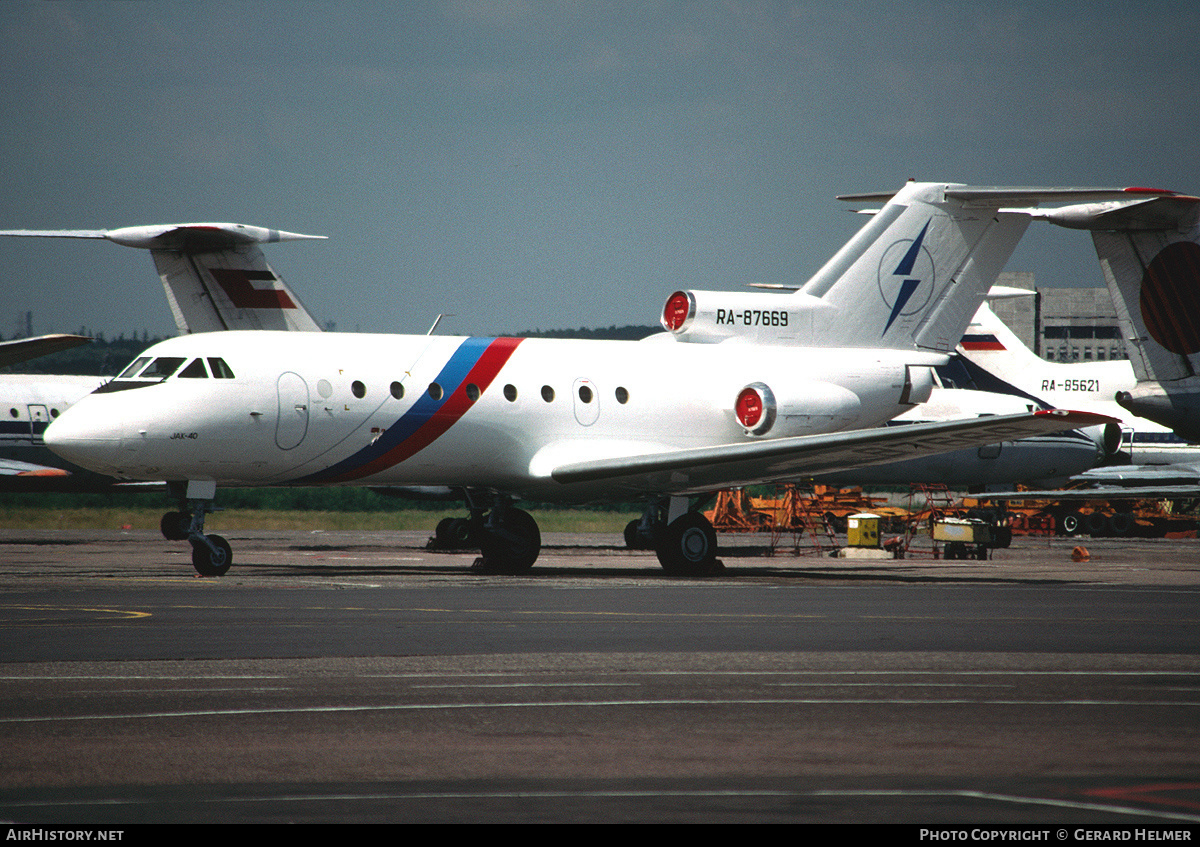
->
44 181 1133 577
953 299 1200 468
814 384 1111 489
0 222 325 334
0 223 325 488
0 334 91 369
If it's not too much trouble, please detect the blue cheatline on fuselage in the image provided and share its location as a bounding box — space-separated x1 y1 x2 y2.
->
291 336 525 485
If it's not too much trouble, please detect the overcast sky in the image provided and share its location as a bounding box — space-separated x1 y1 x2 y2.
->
2 0 1197 340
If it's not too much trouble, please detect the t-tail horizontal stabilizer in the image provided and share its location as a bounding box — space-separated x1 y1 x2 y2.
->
0 222 327 334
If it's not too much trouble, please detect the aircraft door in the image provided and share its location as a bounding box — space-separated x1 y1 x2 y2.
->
276 372 310 450
26 405 49 444
572 378 600 426
23 405 49 446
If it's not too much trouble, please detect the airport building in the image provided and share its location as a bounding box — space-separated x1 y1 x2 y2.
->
988 272 1127 363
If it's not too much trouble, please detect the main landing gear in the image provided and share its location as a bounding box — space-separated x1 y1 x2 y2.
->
655 511 720 576
626 497 722 576
431 493 542 575
161 481 232 577
433 494 720 576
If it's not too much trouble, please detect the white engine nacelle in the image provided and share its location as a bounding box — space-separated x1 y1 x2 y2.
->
661 289 830 344
734 380 863 437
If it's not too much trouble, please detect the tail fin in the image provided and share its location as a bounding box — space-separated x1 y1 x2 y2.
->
1094 199 1200 384
0 222 326 333
1031 190 1200 440
960 298 1046 370
947 299 1054 408
801 182 1143 352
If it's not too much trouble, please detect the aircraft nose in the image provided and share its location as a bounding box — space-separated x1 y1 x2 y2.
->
44 403 127 474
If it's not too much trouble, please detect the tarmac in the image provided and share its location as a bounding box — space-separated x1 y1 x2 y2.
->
0 528 1197 824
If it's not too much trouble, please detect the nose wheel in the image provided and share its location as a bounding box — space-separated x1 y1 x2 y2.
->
162 482 233 576
191 533 232 577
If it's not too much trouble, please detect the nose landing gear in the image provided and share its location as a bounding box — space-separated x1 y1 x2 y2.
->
161 481 232 577
191 531 232 577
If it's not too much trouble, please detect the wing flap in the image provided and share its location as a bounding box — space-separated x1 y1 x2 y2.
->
550 410 1114 497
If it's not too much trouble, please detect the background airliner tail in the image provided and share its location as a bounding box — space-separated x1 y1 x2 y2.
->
0 223 326 334
952 299 1055 407
1032 190 1200 440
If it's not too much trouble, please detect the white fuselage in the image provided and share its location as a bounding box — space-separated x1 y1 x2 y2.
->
46 330 928 501
0 374 105 478
966 352 1200 466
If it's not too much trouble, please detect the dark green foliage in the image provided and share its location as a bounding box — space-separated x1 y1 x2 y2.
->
520 325 659 341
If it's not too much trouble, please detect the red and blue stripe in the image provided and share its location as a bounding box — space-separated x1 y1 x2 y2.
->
294 336 524 485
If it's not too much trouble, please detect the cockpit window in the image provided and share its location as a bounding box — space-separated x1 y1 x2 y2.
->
208 357 235 379
94 354 233 395
178 358 209 379
117 357 151 379
141 357 186 379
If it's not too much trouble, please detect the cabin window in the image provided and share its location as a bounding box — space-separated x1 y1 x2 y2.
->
615 386 629 404
541 385 555 403
351 380 366 399
208 358 235 379
117 357 151 379
503 384 518 402
465 383 480 402
390 381 404 400
8 408 16 418
428 383 444 401
178 358 209 379
578 385 593 403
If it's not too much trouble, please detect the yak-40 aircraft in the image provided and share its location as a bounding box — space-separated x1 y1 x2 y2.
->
46 181 1150 577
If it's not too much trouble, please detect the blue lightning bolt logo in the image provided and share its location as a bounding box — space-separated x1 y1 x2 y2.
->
883 220 931 335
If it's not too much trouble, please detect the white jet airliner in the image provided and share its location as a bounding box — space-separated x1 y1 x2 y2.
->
45 181 1138 577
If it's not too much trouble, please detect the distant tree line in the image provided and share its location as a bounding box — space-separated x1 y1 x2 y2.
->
520 325 659 341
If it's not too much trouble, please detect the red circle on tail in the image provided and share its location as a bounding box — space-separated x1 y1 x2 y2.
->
1140 241 1200 355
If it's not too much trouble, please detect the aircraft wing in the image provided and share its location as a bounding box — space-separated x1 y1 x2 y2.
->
0 458 70 477
0 334 91 368
550 410 1113 498
1072 462 1200 486
0 458 158 492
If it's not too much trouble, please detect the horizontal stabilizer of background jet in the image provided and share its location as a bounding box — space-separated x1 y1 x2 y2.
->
0 223 326 334
0 334 91 368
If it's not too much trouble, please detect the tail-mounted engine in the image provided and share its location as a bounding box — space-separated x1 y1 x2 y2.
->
662 289 829 344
